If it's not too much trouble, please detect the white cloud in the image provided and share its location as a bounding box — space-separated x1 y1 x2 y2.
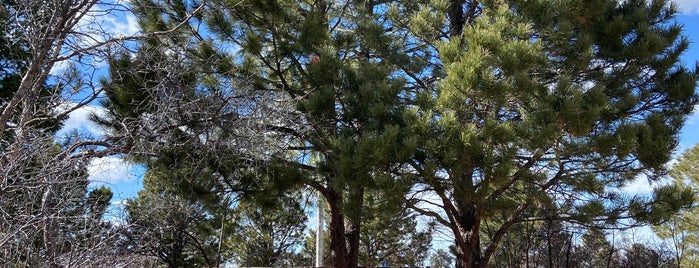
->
620 167 677 195
87 156 137 183
76 4 141 45
93 12 140 40
49 59 72 76
620 175 655 194
57 104 108 137
58 104 138 184
674 0 699 14
50 4 140 75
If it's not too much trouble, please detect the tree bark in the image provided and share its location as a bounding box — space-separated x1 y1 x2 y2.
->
345 187 364 268
455 202 484 268
322 184 364 268
326 187 348 268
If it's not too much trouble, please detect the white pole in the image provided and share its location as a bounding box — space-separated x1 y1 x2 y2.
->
315 192 324 267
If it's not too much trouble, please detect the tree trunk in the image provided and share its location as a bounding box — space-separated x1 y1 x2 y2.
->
345 220 360 268
326 188 348 268
323 185 363 268
455 202 484 268
457 229 484 268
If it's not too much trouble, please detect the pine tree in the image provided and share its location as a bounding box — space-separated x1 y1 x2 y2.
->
359 190 434 267
403 0 697 266
100 0 698 267
124 177 228 268
202 1 424 266
358 190 433 267
96 1 309 267
229 191 308 266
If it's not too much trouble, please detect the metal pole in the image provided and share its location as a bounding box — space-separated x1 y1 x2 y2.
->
315 192 324 267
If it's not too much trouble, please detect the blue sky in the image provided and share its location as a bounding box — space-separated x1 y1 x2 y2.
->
57 1 699 210
676 10 699 151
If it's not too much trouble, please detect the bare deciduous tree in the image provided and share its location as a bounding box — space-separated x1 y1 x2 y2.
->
0 0 207 266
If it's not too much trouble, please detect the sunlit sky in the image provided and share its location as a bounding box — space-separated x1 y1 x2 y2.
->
58 1 699 210
676 10 699 151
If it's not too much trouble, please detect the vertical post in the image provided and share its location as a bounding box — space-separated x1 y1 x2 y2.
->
316 192 324 267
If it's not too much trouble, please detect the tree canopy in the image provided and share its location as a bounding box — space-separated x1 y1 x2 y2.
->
94 0 698 267
2 0 696 267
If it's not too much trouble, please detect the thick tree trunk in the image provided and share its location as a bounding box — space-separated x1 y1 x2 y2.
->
455 201 485 268
325 186 359 268
344 191 363 268
345 220 360 268
323 185 362 268
326 188 349 268
457 228 484 268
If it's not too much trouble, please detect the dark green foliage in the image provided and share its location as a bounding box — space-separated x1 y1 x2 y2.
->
359 191 433 267
98 0 698 267
230 192 308 266
403 0 698 265
125 185 227 268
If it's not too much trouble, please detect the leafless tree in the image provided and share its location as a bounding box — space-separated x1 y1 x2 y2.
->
0 0 211 266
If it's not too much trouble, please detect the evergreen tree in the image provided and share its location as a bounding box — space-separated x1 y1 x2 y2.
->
359 190 433 267
96 1 309 267
430 249 456 268
229 191 308 266
403 0 698 266
202 1 423 266
653 143 699 268
100 1 425 267
123 165 232 268
621 243 661 268
100 0 699 267
125 195 222 267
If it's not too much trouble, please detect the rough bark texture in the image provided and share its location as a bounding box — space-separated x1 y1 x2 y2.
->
455 202 483 268
326 188 348 268
322 184 364 268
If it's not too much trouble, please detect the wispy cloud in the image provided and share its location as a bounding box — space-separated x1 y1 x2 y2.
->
674 0 699 14
57 103 139 186
620 174 654 195
57 103 108 137
87 157 137 183
50 3 140 75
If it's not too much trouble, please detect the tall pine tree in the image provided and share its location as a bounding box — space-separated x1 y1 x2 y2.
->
404 0 697 266
100 0 698 267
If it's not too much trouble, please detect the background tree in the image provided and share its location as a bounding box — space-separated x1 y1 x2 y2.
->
359 190 433 267
430 248 456 268
486 217 583 267
124 171 231 268
230 191 309 267
653 143 699 268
